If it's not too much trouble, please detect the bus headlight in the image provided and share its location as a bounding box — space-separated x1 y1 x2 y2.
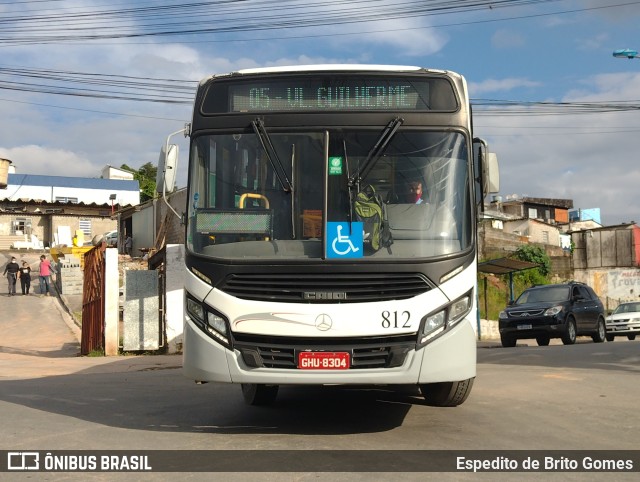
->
186 293 231 348
420 311 446 344
207 312 229 343
418 290 473 347
186 297 205 325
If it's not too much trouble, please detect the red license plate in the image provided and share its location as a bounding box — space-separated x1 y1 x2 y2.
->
298 351 350 370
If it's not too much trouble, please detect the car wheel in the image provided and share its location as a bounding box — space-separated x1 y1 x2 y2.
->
536 335 550 346
500 334 516 348
561 317 577 345
628 335 636 341
241 384 279 406
606 334 615 342
420 378 474 407
591 317 606 343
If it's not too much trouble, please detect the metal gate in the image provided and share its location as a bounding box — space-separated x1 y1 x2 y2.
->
81 245 105 355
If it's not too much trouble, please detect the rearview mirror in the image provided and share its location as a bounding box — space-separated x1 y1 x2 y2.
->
156 144 178 195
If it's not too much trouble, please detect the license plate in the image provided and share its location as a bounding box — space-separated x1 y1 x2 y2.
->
298 351 350 370
517 324 533 330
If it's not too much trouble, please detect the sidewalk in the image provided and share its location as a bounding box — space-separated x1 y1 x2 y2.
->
0 250 181 380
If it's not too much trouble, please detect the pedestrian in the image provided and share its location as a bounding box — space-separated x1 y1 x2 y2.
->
39 255 55 297
3 256 20 296
124 234 133 256
19 260 32 295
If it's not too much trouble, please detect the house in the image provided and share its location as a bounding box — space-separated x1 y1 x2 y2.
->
500 196 573 224
569 207 602 225
101 165 135 181
502 218 562 247
2 173 139 206
0 173 140 249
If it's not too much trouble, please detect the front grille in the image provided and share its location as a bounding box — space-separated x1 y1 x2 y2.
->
234 333 416 369
219 272 432 303
510 309 545 317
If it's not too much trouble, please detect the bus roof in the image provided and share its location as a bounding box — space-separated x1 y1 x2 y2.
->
198 64 456 86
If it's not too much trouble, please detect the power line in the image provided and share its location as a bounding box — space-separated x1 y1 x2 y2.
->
0 0 570 45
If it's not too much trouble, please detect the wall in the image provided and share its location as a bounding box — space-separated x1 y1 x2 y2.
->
132 207 155 255
56 255 83 295
157 188 187 245
572 227 637 269
555 208 569 224
572 267 640 309
165 244 185 354
101 166 134 180
503 219 561 247
478 223 526 259
51 215 116 246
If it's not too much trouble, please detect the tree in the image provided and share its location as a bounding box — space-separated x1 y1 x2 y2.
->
121 162 157 202
513 244 551 287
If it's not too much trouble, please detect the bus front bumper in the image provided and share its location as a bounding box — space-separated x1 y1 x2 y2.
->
182 317 476 386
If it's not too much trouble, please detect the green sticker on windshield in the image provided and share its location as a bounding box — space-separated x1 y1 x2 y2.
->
329 156 343 175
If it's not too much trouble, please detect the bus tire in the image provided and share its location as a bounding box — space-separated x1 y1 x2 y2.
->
420 378 474 407
241 383 279 406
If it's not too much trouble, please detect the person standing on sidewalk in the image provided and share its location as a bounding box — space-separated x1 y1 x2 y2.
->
38 255 55 296
19 261 32 295
124 234 133 256
3 256 20 296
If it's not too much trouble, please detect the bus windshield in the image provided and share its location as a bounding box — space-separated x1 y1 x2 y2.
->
187 129 471 260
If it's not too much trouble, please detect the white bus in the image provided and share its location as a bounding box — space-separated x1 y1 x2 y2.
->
166 65 498 406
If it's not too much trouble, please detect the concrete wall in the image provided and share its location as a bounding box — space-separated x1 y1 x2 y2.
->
0 213 116 245
157 188 187 245
573 267 640 305
503 219 561 247
165 244 185 354
572 227 636 269
104 249 119 356
123 270 159 351
56 255 83 295
132 208 155 255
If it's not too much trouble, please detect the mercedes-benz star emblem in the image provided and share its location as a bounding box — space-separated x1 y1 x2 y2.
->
315 314 333 331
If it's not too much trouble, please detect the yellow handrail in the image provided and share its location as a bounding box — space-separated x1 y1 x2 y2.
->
239 193 270 209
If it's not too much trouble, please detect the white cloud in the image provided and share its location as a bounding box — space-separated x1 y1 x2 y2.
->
0 145 96 177
469 78 542 95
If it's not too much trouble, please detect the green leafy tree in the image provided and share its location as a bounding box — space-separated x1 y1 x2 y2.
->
513 244 551 287
121 162 157 202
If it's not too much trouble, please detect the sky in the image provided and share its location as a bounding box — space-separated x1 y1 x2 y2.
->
1 0 640 225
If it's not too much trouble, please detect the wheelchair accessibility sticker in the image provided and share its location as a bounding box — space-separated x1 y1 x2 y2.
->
327 222 363 258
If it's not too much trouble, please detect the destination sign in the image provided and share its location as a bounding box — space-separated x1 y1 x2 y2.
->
201 76 457 113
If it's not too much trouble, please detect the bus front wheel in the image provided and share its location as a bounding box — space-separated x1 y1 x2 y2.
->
420 378 474 407
241 383 279 406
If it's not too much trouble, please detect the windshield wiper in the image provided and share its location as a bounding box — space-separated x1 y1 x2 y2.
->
348 116 404 189
251 118 293 193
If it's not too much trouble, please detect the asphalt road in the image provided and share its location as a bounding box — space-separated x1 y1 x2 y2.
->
1 259 639 480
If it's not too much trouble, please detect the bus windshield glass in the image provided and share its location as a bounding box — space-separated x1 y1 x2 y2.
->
187 129 471 260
